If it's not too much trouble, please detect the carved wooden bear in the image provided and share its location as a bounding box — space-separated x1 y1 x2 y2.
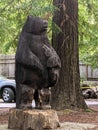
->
15 15 61 109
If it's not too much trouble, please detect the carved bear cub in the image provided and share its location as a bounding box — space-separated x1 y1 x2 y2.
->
15 15 61 109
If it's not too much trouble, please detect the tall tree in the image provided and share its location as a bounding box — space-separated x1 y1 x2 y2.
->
0 0 53 53
51 0 87 110
78 0 98 68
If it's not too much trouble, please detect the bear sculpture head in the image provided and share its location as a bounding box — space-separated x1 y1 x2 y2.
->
22 15 48 35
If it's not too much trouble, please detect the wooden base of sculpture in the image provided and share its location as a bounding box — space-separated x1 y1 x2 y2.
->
8 109 60 130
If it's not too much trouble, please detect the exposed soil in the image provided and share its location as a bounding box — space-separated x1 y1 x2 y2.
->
58 106 98 124
1 102 98 126
0 108 9 124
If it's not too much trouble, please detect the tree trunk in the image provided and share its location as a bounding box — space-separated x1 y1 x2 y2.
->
8 109 60 130
51 0 87 110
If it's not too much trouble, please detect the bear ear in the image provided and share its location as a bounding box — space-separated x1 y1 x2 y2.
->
27 15 33 21
26 16 30 23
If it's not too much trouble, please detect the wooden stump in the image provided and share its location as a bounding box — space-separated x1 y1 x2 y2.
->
8 109 60 130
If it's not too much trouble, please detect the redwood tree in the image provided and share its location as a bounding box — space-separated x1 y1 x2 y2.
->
51 0 87 110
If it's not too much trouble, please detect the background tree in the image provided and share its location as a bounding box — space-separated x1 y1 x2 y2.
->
0 0 97 109
79 0 98 68
51 0 87 110
0 0 98 69
0 0 54 53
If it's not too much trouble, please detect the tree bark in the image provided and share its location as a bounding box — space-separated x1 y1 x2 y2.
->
51 0 87 110
8 109 60 130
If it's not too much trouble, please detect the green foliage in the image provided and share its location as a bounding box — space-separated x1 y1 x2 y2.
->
0 0 98 68
85 109 94 112
78 0 98 68
0 0 54 54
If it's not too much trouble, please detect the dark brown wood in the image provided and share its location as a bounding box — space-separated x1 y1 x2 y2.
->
15 16 61 109
51 0 87 110
87 78 98 81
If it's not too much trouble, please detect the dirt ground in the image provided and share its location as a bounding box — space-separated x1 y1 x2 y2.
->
1 101 98 126
58 106 98 124
0 108 9 124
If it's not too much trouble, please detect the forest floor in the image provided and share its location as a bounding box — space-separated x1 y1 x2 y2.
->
1 99 98 129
